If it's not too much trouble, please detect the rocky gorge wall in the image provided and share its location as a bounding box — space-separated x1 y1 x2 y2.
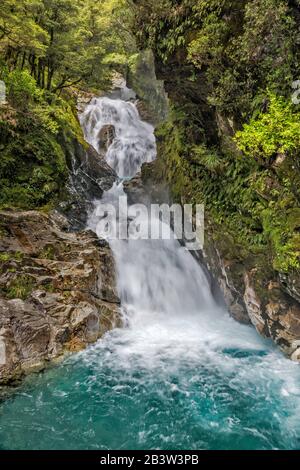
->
126 47 300 362
0 209 121 385
0 95 121 385
0 62 167 385
201 222 300 361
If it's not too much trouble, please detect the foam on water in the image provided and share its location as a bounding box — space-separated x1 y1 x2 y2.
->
82 95 300 447
80 97 156 177
0 94 300 450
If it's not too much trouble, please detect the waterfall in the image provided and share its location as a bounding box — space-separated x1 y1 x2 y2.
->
81 94 300 447
82 93 300 371
84 96 232 351
80 97 156 178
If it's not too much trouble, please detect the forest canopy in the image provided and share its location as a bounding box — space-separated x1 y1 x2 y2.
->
0 0 135 92
0 0 299 272
0 0 136 210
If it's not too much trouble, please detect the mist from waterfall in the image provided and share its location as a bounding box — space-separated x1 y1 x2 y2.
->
83 95 300 449
0 93 300 451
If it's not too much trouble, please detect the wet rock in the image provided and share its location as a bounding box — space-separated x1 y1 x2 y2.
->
123 173 146 205
83 145 116 192
136 100 154 123
244 272 266 334
127 50 169 126
244 269 300 358
98 125 116 152
62 140 117 230
291 347 300 362
75 90 99 114
0 210 121 384
279 271 300 304
109 73 137 101
201 221 300 360
202 233 250 325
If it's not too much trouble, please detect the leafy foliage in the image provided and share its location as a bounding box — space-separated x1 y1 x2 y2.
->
0 0 136 210
134 0 300 118
134 0 300 273
0 0 135 92
4 274 34 300
0 67 84 209
156 105 300 272
236 93 300 163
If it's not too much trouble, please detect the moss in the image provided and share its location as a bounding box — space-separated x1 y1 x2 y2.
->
5 274 34 300
0 223 9 237
0 118 67 210
262 208 300 272
0 253 11 263
0 251 24 263
154 103 300 275
38 245 56 260
43 282 55 293
0 85 86 211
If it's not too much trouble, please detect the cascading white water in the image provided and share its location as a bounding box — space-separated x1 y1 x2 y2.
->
81 96 300 449
81 97 156 178
83 94 298 371
2 92 300 451
84 96 236 355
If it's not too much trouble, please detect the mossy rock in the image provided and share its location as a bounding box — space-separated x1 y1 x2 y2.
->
127 50 169 125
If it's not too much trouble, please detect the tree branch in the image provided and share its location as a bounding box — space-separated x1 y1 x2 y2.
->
53 77 83 92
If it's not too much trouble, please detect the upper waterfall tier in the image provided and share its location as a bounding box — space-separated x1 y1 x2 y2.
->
80 97 157 178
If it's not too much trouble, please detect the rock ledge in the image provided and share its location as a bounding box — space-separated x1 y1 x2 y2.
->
0 210 121 384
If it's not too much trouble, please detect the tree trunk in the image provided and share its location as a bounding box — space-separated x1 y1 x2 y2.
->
21 51 26 70
41 65 45 89
47 65 54 91
13 50 21 69
29 54 37 79
37 59 42 87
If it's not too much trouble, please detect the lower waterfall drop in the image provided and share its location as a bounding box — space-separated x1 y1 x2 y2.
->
0 94 300 451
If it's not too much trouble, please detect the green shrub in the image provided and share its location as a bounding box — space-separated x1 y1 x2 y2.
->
0 73 86 210
6 70 40 110
5 274 34 300
235 93 300 163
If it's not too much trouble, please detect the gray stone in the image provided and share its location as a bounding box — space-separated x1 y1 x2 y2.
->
0 210 121 384
127 50 169 126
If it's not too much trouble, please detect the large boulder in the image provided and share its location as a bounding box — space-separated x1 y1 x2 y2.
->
0 210 121 384
61 140 117 230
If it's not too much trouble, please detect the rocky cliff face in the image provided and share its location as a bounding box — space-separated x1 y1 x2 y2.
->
0 210 121 384
202 221 300 361
134 55 300 362
59 137 116 231
127 50 169 126
0 86 121 385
